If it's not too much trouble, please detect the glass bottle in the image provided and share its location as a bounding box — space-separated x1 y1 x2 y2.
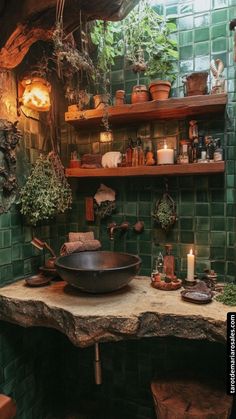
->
163 244 175 279
154 252 164 274
213 139 223 161
125 138 133 167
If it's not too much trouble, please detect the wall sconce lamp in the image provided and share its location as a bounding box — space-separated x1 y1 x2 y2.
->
18 76 51 112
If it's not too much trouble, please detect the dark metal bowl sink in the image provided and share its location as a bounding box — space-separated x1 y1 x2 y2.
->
55 251 141 293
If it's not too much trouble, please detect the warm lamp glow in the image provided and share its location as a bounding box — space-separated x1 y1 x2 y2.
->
21 77 51 112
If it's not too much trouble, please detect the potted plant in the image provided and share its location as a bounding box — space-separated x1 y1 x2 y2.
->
123 0 178 101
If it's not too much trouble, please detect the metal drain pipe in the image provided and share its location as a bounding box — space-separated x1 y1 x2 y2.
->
94 343 102 385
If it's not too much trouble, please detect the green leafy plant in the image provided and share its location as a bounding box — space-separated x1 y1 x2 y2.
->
216 284 236 306
90 20 124 93
123 0 178 82
20 152 72 225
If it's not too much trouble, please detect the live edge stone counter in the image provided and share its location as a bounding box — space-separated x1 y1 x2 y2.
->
0 277 233 347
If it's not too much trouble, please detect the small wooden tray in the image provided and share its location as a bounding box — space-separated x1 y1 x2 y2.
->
152 279 182 291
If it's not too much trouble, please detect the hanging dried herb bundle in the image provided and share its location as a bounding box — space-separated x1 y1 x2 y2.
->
20 152 72 225
152 192 177 231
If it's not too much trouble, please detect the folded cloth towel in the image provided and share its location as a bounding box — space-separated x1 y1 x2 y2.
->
60 239 101 256
69 231 94 242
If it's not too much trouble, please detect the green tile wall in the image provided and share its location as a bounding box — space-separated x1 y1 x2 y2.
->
60 0 236 281
0 72 70 287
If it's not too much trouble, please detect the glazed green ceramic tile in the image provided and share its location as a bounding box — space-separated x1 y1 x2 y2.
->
212 8 228 23
180 189 194 203
194 14 210 28
126 242 138 255
179 3 193 15
213 0 228 8
0 213 11 229
139 201 151 216
211 231 226 246
196 245 210 258
180 218 193 230
226 189 236 203
166 5 178 16
0 249 11 266
227 217 235 230
226 247 235 261
194 56 210 71
227 231 235 247
211 189 225 202
196 259 211 272
211 261 225 275
195 204 209 216
139 241 152 254
211 218 226 231
179 203 194 216
212 37 227 53
196 190 209 202
195 217 210 231
180 45 193 60
178 15 194 30
227 262 236 275
179 31 193 46
210 246 226 259
180 231 194 243
195 232 209 245
194 28 209 42
211 24 227 39
12 244 22 261
194 0 211 12
195 42 210 56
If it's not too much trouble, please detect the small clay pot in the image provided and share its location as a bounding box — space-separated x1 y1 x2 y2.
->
115 90 125 106
182 71 208 96
69 160 81 168
149 80 171 101
93 94 109 109
131 85 149 104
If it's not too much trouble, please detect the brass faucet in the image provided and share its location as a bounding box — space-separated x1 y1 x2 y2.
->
107 221 130 240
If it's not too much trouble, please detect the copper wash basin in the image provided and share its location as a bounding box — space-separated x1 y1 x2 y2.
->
55 251 141 293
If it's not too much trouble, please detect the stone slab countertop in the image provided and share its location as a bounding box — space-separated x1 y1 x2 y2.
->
0 277 233 347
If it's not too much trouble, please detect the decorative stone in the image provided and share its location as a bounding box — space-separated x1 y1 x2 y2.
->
0 277 231 348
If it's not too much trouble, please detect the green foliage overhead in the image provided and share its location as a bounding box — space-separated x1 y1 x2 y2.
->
20 153 72 226
90 21 124 84
123 0 178 81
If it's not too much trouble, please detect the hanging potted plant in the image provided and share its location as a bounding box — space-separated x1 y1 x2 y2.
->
123 0 178 102
90 20 124 109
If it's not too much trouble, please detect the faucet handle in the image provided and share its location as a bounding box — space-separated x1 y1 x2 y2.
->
120 221 130 230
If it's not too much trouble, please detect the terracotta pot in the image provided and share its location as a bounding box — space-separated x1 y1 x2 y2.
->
131 85 149 104
115 90 125 106
183 71 208 96
149 80 171 101
93 94 109 109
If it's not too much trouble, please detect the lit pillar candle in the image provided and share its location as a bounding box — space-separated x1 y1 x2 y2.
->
187 248 195 281
157 144 174 164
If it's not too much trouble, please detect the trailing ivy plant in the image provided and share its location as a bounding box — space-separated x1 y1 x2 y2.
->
20 152 72 225
123 0 178 82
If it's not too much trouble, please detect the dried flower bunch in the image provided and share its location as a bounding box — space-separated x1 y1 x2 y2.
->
152 192 177 231
20 152 72 225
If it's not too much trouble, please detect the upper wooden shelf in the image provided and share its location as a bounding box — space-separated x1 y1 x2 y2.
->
66 162 225 178
65 94 227 128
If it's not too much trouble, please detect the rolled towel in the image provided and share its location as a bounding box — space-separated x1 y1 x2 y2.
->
60 239 101 256
69 231 94 242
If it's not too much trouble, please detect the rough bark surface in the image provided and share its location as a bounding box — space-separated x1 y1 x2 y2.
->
0 0 139 69
0 277 231 348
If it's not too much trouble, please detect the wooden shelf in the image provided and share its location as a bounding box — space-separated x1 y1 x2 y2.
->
66 162 225 178
65 94 227 128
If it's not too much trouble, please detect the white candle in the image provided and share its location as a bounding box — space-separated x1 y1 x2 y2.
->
187 248 195 281
157 144 174 164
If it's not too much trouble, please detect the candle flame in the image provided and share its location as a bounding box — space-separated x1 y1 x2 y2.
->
190 248 193 255
164 144 167 149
